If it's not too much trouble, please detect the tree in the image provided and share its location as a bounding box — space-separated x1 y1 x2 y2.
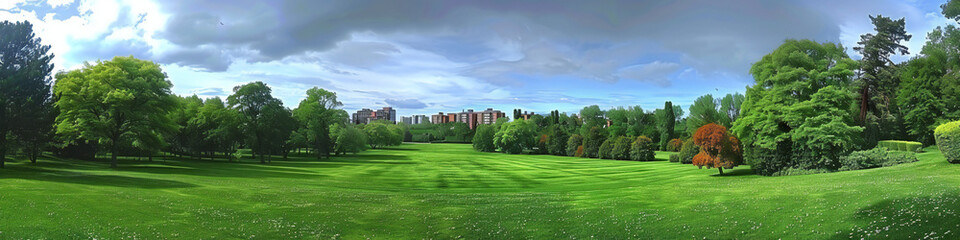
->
472 124 496 152
0 21 54 167
629 136 655 161
546 125 568 156
718 93 744 127
227 81 283 163
364 120 402 149
579 105 606 136
659 101 676 150
292 87 343 159
195 97 241 160
566 134 583 156
733 39 861 175
260 103 296 159
898 25 960 144
582 126 606 158
493 119 536 154
854 15 911 146
598 137 615 159
686 94 721 134
945 0 960 21
692 123 742 175
54 56 177 168
333 124 366 154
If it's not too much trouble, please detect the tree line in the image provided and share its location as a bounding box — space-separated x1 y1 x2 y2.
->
0 20 409 168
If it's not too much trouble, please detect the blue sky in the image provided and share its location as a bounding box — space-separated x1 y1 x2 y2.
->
1 0 954 117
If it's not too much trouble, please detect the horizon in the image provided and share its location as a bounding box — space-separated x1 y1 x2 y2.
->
1 0 953 116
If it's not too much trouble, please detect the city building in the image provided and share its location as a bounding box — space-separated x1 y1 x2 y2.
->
412 115 430 124
431 108 505 129
518 111 537 120
352 107 397 124
400 116 413 125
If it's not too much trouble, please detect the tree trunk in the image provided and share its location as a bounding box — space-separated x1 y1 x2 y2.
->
0 142 5 169
718 167 724 176
860 86 870 123
110 146 119 169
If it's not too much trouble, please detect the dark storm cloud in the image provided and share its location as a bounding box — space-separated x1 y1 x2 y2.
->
152 0 848 79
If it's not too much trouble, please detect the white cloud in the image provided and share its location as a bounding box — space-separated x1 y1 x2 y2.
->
618 61 682 86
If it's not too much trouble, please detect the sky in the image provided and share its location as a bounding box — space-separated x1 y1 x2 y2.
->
1 0 955 117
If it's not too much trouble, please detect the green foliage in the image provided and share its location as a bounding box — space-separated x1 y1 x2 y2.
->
669 154 680 162
598 138 615 159
364 121 403 149
678 138 698 164
854 15 912 146
610 136 632 160
718 93 744 128
898 25 960 144
493 119 536 154
733 39 861 175
0 21 54 166
292 87 343 159
630 136 656 161
839 147 919 171
582 126 606 158
686 94 721 134
195 97 242 160
333 124 366 154
935 121 960 163
578 105 605 136
565 134 583 156
546 125 568 156
659 101 675 150
472 124 496 152
53 56 178 168
877 140 923 152
944 0 960 21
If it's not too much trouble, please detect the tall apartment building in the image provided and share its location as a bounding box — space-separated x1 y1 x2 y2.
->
400 116 413 125
412 115 430 124
431 108 505 129
352 107 397 124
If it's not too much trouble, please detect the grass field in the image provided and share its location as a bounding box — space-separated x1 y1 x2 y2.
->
1 143 958 239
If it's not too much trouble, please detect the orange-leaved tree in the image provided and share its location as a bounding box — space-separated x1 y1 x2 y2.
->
692 123 743 175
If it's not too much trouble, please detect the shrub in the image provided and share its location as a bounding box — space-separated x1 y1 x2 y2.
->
877 140 923 152
575 145 584 158
935 121 960 163
630 136 656 161
566 134 583 156
535 134 549 154
547 126 568 156
692 123 742 175
771 167 831 176
598 138 615 159
840 147 919 171
612 136 633 160
679 139 698 164
472 125 496 152
582 126 605 158
669 154 680 162
667 138 683 152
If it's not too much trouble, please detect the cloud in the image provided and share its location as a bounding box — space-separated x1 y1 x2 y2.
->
618 61 682 87
385 98 428 109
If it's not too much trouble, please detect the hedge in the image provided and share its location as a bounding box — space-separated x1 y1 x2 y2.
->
935 121 960 163
877 140 923 152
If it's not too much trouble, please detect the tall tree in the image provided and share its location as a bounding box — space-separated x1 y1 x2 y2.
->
54 56 178 168
718 93 744 127
0 21 54 168
733 40 861 176
854 15 911 145
578 105 605 136
227 81 283 163
660 101 676 150
195 97 242 160
686 94 721 134
292 87 343 159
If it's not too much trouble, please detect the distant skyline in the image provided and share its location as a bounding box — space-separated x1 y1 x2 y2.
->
1 0 953 116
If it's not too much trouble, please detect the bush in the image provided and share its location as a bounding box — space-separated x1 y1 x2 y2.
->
877 140 923 152
935 121 960 163
598 138 615 159
582 127 605 158
612 136 633 160
630 136 656 161
667 138 683 152
839 147 919 171
575 145 584 158
472 125 496 152
669 154 680 162
771 167 831 176
547 126 568 156
566 134 583 157
678 139 698 164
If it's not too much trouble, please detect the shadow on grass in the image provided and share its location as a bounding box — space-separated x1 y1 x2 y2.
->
711 168 753 177
0 164 197 189
830 192 960 239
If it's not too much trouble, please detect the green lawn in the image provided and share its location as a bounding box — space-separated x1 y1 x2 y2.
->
1 144 958 239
